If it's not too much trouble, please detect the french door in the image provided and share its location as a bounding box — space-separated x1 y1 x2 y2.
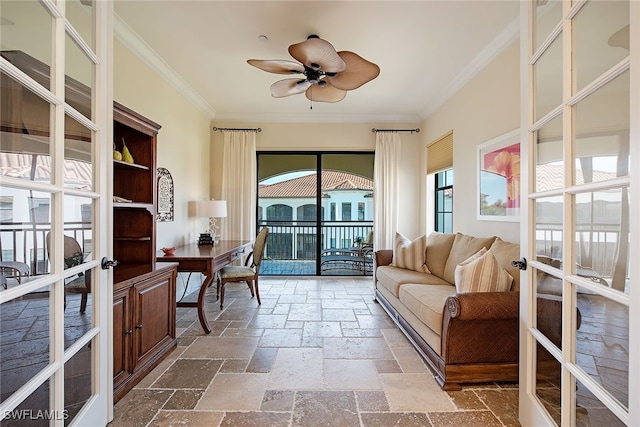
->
0 1 112 426
520 1 637 426
257 152 374 276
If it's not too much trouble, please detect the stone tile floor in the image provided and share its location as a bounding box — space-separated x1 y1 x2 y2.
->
109 276 520 426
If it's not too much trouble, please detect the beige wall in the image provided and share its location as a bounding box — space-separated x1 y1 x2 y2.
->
114 41 212 248
421 40 520 243
210 121 424 238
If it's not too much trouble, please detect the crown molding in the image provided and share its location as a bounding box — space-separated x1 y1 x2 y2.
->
113 14 217 119
214 112 421 124
419 16 520 120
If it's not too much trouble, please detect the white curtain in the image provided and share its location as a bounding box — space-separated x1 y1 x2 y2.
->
373 132 401 250
220 131 257 241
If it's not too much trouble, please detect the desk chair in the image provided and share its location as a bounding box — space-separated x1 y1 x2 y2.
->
46 233 91 313
217 227 269 310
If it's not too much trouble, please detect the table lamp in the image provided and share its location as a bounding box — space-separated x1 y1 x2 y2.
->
196 199 227 245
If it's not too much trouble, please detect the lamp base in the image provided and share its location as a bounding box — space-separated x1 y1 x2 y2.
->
197 233 214 246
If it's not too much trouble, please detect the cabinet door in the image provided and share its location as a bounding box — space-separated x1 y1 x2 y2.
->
113 287 133 387
132 270 176 368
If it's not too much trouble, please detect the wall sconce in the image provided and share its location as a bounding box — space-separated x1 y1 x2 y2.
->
195 199 227 244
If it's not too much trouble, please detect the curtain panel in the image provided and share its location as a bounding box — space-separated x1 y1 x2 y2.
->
373 132 401 250
220 131 257 241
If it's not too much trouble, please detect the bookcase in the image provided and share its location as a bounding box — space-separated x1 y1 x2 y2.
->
111 102 177 402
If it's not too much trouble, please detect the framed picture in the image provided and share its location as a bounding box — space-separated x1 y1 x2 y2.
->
157 167 174 221
477 129 520 221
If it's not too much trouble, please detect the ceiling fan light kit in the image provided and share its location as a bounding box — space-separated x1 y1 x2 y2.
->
248 35 380 104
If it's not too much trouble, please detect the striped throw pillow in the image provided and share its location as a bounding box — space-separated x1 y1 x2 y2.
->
454 248 513 293
391 233 430 273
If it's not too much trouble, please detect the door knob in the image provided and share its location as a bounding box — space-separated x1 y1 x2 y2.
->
101 257 119 270
511 257 528 271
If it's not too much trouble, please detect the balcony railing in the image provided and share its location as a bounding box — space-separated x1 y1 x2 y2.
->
0 222 92 276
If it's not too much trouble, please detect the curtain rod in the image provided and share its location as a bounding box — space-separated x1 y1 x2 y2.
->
213 127 262 132
371 128 420 134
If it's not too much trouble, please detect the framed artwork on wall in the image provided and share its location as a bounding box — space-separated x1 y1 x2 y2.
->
157 167 174 221
477 129 520 222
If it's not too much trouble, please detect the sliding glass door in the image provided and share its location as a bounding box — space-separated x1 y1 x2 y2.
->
257 152 374 276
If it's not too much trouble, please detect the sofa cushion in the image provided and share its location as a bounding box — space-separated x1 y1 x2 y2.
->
425 232 456 281
376 265 450 298
391 233 430 273
455 249 513 293
399 284 457 337
443 233 497 284
490 237 521 291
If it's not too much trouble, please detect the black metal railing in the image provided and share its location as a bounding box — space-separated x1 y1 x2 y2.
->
0 222 92 276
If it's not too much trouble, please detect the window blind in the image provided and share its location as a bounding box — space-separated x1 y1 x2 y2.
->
426 131 453 174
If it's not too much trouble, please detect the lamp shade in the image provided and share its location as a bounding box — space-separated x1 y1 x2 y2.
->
196 200 227 218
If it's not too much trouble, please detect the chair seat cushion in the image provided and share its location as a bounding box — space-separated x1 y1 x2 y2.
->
65 276 88 290
220 265 255 279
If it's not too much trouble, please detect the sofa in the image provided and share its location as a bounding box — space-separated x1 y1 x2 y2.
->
374 232 522 390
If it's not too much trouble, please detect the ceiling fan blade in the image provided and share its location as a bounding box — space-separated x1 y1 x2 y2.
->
327 51 380 91
247 59 305 74
288 37 346 73
608 24 629 50
270 78 312 98
305 81 347 103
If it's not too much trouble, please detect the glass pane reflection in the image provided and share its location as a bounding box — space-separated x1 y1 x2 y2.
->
0 290 51 406
534 35 563 121
536 115 564 192
65 33 93 121
536 342 562 426
576 377 626 427
0 1 53 92
534 0 562 52
536 195 564 258
574 189 629 293
64 114 93 192
574 71 630 185
573 1 629 93
64 337 93 422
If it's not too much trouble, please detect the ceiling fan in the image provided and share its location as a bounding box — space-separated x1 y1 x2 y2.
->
247 35 380 103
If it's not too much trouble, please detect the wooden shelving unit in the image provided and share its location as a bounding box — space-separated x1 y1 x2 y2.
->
112 102 177 402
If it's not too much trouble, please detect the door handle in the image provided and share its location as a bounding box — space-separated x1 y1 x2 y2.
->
511 257 528 271
101 257 119 270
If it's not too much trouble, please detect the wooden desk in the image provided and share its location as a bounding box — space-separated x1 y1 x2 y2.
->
158 240 252 333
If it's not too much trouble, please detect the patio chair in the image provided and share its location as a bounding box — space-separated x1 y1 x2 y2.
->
216 227 269 310
46 233 92 313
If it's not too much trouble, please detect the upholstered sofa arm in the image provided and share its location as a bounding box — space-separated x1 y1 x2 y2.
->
442 292 520 364
446 291 519 320
374 250 393 267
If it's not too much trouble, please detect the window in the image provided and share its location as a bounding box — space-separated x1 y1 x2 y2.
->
341 202 351 221
358 202 365 221
435 169 453 233
330 202 336 221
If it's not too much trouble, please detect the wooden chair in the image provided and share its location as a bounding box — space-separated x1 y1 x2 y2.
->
216 227 269 310
46 233 92 313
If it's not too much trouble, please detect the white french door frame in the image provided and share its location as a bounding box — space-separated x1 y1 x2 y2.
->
0 1 113 425
519 1 638 426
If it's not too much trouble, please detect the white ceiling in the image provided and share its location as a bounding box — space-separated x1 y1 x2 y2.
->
113 1 520 123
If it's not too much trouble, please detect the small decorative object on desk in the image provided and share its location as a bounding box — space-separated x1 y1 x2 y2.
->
161 247 176 256
198 233 214 246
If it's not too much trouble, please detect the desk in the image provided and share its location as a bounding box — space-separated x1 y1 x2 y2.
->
158 240 252 333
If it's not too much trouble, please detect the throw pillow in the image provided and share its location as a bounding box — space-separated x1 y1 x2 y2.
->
391 232 430 273
454 248 513 293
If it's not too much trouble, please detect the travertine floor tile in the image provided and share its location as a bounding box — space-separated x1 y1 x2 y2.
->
324 359 381 390
380 373 454 412
268 347 324 390
392 346 429 373
152 358 222 389
162 389 204 410
293 391 359 427
303 321 343 338
196 373 269 410
474 388 520 427
259 328 302 347
360 412 432 427
323 337 394 359
261 389 295 411
427 410 504 427
247 347 277 373
220 411 291 427
151 410 224 427
356 390 390 412
181 336 259 359
110 389 173 427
